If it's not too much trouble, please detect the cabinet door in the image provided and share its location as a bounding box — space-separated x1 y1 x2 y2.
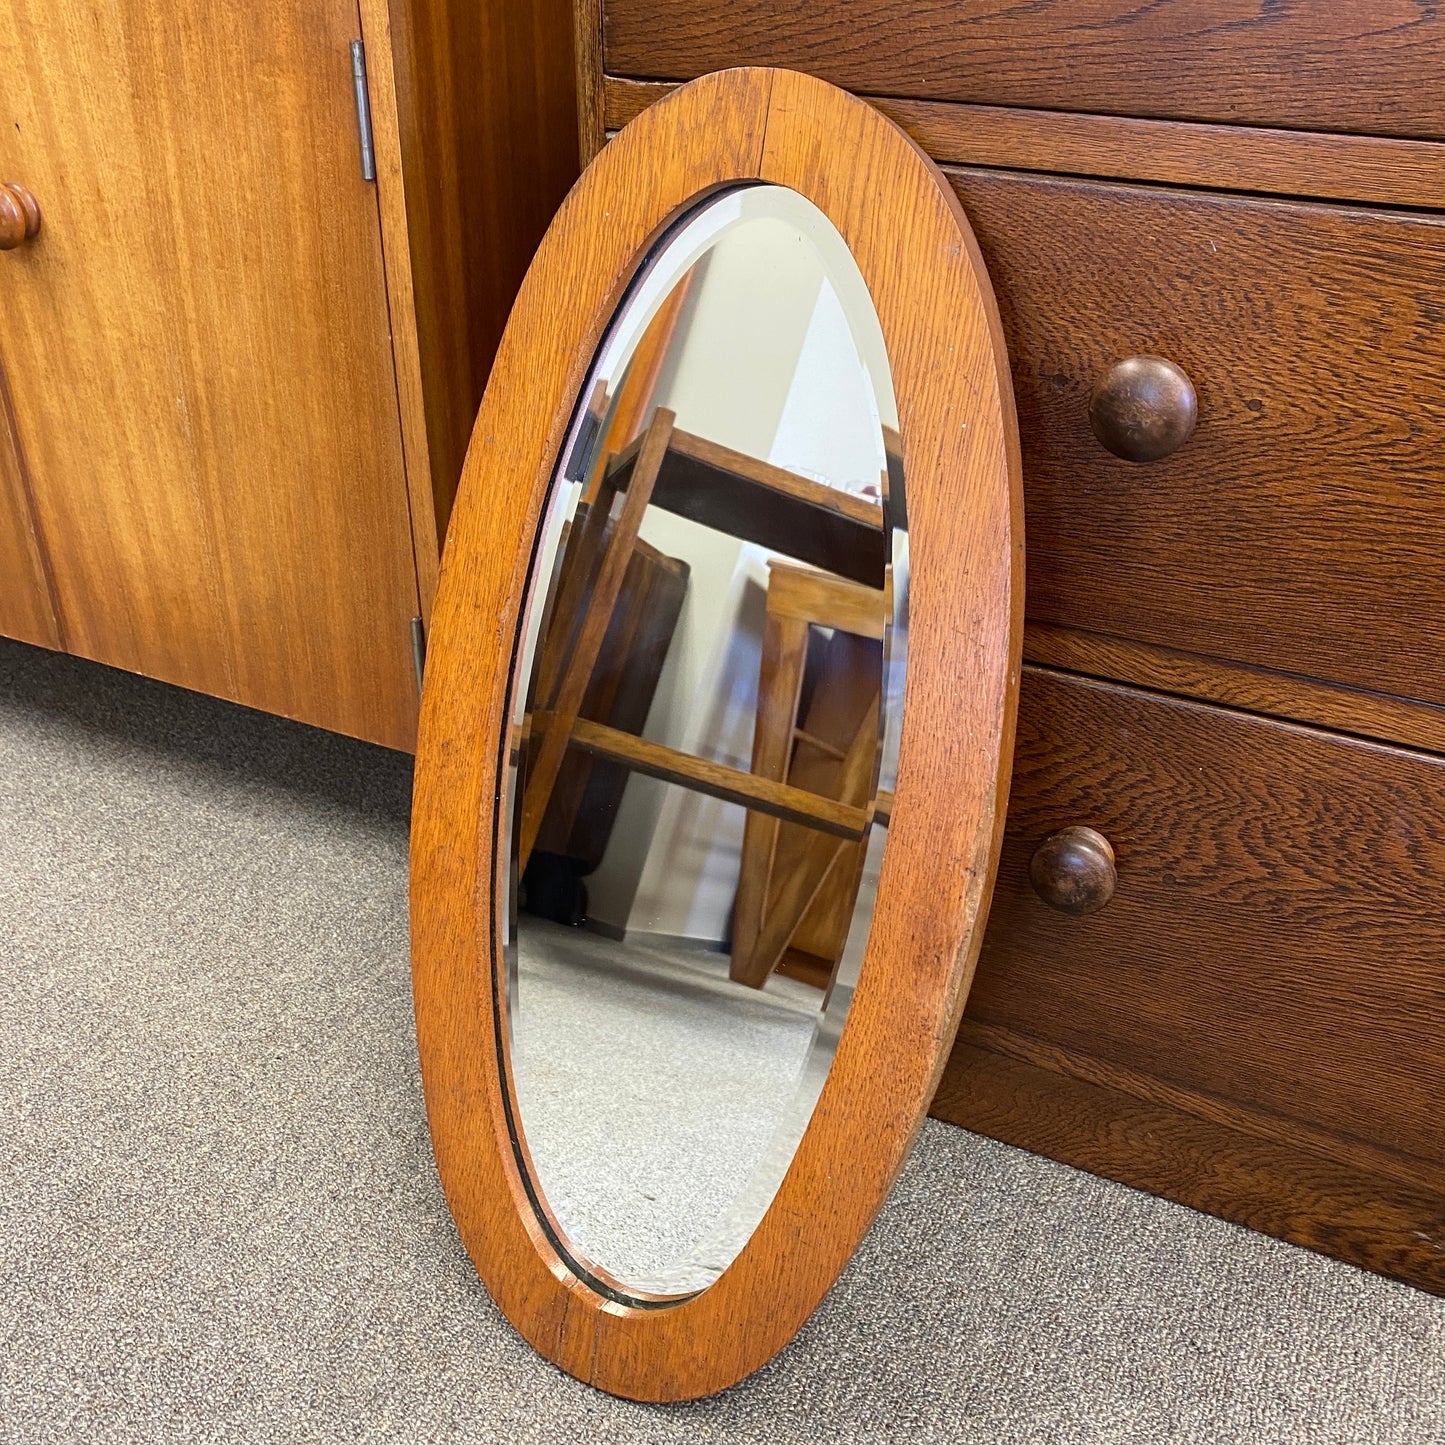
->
0 0 422 749
0 381 58 650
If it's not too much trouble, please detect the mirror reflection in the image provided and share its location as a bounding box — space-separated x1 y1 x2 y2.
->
503 185 907 1299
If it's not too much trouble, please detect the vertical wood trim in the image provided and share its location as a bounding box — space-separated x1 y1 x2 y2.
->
572 0 605 163
355 0 441 624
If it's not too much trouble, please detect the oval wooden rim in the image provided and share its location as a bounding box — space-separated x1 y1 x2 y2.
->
410 67 1023 1402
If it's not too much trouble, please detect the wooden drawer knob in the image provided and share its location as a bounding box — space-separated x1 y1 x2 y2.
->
1089 356 1197 462
1029 826 1117 915
0 183 41 250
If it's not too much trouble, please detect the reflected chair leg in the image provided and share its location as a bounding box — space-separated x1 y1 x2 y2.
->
518 408 675 871
531 468 622 714
736 691 881 986
731 610 809 982
734 834 850 989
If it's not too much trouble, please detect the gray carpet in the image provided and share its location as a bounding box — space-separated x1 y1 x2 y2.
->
2 636 1443 1444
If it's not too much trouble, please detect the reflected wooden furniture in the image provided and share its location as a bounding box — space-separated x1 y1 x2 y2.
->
518 407 889 872
0 0 578 749
731 561 885 990
531 530 688 874
591 11 1445 1292
520 408 676 866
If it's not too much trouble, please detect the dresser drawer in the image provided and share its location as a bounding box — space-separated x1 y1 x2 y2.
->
947 171 1445 709
968 667 1445 1168
602 2 1445 140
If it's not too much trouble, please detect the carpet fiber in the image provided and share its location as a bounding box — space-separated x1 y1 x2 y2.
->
1 637 1442 1444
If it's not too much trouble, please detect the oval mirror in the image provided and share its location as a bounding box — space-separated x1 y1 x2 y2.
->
412 68 1023 1401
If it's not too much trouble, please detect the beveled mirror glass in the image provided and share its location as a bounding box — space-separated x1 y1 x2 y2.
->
410 67 1022 1401
503 184 906 1298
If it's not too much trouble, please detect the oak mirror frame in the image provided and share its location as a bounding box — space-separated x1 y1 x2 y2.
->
410 68 1024 1401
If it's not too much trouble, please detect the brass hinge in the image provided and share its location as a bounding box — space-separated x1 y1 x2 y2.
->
350 40 376 182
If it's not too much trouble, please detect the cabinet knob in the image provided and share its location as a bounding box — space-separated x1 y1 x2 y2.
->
1029 826 1117 916
0 183 41 250
1089 355 1197 462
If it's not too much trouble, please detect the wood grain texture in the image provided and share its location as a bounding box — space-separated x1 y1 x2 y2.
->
954 1017 1445 1201
964 666 1445 1170
410 68 1023 1399
605 78 1445 211
0 0 422 748
947 169 1445 710
931 1039 1445 1295
1024 623 1445 758
572 0 605 163
601 0 1445 140
355 0 441 619
367 0 580 594
0 361 59 649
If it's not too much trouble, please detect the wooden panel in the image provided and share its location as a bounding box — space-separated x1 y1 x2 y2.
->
963 666 1445 1171
948 170 1445 710
602 0 1445 140
605 426 888 587
364 0 580 590
0 0 421 749
605 79 1445 212
533 537 687 868
1025 623 1445 758
0 365 59 650
573 0 605 162
931 1039 1445 1295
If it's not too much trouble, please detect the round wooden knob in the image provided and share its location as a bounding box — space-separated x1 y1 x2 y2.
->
1088 355 1197 462
1029 826 1117 916
0 183 41 250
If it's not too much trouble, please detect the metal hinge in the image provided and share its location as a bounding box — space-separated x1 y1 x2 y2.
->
350 40 376 182
411 616 427 696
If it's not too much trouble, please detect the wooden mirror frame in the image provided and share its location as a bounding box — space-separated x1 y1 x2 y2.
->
410 67 1023 1401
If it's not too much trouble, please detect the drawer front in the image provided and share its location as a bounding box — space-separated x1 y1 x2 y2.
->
949 171 1445 709
602 2 1445 140
970 668 1445 1167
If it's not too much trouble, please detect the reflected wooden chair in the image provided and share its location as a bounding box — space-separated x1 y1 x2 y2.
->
730 560 888 990
518 407 889 932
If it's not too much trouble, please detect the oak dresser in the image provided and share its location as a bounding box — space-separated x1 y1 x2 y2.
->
578 2 1445 1292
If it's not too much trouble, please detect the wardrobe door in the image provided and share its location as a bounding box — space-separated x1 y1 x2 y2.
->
0 0 422 748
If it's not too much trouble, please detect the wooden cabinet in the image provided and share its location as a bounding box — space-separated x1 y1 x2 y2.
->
584 5 1445 1291
0 0 578 750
